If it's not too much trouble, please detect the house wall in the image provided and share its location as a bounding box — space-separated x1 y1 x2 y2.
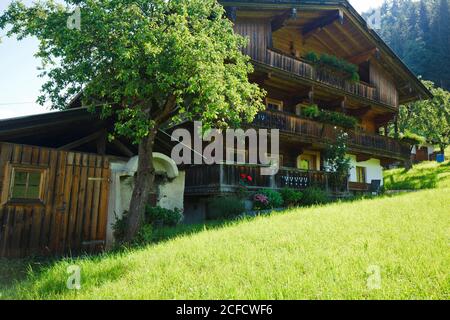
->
106 155 184 248
347 154 384 185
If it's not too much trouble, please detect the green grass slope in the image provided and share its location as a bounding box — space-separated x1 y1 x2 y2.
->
384 161 450 190
2 188 449 300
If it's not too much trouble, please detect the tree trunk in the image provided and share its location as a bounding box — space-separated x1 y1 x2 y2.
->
125 129 157 242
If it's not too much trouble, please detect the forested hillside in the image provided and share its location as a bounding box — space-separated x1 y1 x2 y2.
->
363 0 450 90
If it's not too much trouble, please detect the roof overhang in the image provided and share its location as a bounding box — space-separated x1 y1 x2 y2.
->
219 0 433 103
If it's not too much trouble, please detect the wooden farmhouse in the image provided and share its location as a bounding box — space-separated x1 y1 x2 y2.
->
0 0 431 257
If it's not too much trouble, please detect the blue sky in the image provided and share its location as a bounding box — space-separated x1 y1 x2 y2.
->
0 0 384 119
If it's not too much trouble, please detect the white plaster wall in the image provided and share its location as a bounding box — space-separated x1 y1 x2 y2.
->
157 172 185 211
105 156 185 249
347 154 384 185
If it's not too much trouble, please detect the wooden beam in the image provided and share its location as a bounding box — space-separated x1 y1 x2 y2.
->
320 27 352 57
347 47 378 65
356 154 372 162
111 139 135 157
332 20 365 52
311 33 338 55
346 106 372 118
271 8 297 32
57 130 105 151
374 113 395 126
303 10 344 40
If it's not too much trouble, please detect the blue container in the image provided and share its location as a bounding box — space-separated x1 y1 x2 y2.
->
436 154 445 163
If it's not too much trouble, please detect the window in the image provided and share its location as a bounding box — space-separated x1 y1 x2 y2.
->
8 167 46 203
356 166 366 183
266 98 283 112
297 153 318 171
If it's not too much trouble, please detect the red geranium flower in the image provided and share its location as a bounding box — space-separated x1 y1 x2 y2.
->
247 176 253 182
240 173 247 179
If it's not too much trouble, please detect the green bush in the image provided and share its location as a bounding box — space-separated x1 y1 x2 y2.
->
259 189 284 208
112 211 128 243
145 206 183 226
208 196 245 220
134 224 154 245
301 187 330 206
317 110 358 129
301 104 357 129
301 104 320 119
280 188 303 207
304 51 360 83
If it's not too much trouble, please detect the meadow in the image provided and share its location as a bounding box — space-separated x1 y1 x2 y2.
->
0 185 448 299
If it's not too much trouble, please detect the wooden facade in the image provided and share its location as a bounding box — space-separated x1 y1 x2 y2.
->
184 0 431 198
0 143 110 258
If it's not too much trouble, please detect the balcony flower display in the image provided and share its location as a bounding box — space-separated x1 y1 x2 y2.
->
253 194 269 210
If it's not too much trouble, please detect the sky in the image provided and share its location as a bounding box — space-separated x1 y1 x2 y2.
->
0 0 385 120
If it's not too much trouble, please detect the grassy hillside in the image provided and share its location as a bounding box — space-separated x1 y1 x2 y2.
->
384 161 450 190
1 188 449 300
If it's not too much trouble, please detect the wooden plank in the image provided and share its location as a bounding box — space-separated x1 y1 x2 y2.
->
59 152 75 254
40 149 59 255
81 155 97 252
96 165 110 251
66 153 82 252
73 153 89 252
49 151 67 255
88 157 102 250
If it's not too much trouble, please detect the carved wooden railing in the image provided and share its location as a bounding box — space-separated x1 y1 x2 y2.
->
252 110 411 158
256 48 393 107
185 164 329 194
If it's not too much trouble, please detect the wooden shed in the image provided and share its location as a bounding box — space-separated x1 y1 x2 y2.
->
0 142 111 257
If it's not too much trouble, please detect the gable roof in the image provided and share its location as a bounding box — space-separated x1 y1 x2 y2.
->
219 0 433 103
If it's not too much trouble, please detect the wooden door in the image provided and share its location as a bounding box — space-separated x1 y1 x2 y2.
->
0 143 110 258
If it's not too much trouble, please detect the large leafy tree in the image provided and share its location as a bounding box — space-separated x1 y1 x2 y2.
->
0 0 265 240
396 81 450 153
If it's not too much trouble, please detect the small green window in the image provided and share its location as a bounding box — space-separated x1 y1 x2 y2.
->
10 169 43 200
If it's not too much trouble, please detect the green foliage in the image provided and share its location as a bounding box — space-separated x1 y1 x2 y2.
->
2 188 450 299
363 0 450 90
317 110 358 129
400 131 426 145
304 51 360 82
134 224 154 245
280 188 303 207
301 104 357 129
394 81 450 152
301 104 320 119
300 187 330 206
145 206 183 226
324 129 352 191
0 0 266 144
208 196 245 219
259 189 284 208
384 160 450 190
112 211 129 243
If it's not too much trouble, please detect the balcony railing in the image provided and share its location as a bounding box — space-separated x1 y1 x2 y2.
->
252 110 410 158
251 48 394 108
185 164 329 195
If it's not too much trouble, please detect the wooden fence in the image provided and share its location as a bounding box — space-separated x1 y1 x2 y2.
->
0 143 110 258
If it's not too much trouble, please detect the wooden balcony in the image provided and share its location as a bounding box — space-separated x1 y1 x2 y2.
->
185 164 329 195
252 110 411 160
249 48 396 108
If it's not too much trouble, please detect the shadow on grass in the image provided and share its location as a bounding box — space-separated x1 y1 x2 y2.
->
0 189 427 298
384 161 450 190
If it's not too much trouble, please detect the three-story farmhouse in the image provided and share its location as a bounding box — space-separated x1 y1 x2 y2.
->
0 0 431 256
